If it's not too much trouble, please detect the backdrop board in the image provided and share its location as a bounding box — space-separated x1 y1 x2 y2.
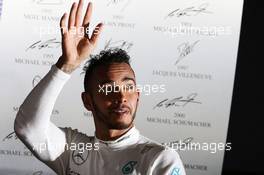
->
0 0 243 174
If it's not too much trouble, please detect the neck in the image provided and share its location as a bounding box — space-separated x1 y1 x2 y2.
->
95 124 134 141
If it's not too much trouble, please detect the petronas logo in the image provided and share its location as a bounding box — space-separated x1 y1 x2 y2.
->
171 167 180 175
122 161 137 174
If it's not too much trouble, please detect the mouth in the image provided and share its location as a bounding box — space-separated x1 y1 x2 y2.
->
110 107 130 116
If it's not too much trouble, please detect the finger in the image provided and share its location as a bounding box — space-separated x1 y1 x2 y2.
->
75 0 84 27
82 2 92 26
90 23 103 45
60 13 68 36
68 2 77 29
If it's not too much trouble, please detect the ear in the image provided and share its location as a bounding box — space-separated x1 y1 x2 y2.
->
136 91 140 102
81 92 93 111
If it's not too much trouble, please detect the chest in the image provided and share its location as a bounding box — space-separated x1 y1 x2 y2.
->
67 148 150 175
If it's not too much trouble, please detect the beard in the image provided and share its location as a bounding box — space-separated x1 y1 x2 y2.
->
91 98 137 130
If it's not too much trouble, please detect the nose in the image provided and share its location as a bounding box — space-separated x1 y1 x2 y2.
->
114 88 127 104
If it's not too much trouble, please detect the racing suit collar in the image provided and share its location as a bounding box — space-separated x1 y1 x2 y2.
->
94 126 140 149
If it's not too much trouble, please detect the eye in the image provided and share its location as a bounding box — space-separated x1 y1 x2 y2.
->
124 84 135 91
114 85 120 92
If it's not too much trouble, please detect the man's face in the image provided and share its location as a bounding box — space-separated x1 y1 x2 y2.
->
84 63 139 130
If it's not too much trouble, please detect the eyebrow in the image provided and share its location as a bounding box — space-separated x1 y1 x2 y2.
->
99 76 136 85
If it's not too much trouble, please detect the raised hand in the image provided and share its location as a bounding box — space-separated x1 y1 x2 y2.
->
56 0 103 74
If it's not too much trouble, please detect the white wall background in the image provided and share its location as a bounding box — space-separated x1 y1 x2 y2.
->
0 0 243 174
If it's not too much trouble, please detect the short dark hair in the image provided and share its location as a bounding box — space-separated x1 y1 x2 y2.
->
83 48 131 92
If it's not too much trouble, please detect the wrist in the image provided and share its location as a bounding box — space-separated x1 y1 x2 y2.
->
55 56 76 74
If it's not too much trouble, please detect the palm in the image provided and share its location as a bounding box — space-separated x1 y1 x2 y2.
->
77 38 93 58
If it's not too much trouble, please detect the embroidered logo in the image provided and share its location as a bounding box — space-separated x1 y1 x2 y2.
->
122 161 137 174
140 145 154 154
72 147 89 166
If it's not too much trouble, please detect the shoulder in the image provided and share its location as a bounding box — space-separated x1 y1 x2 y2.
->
137 135 165 151
137 135 186 175
136 135 179 160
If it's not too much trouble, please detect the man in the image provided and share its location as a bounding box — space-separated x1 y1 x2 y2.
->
14 0 186 174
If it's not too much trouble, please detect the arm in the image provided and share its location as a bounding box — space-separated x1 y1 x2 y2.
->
14 64 71 161
14 0 103 161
